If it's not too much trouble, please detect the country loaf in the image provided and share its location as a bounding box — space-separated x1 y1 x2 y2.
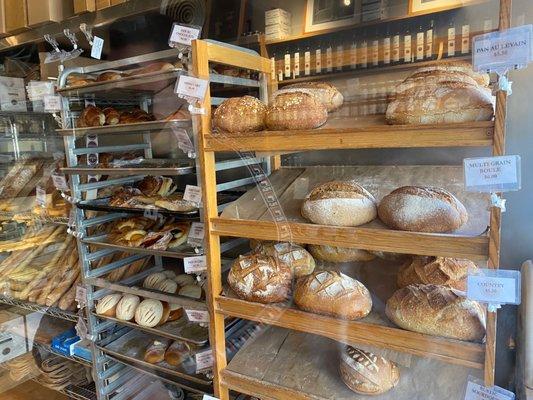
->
307 244 375 263
213 96 266 133
265 92 328 130
256 242 315 278
273 81 344 112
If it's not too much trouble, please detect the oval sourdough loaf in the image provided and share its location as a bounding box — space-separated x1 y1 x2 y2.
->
272 81 344 112
257 242 315 278
301 180 377 227
393 70 481 96
115 294 140 321
143 272 167 289
414 60 490 86
378 186 468 232
294 270 372 320
265 92 328 130
96 293 122 317
308 244 375 262
339 346 400 395
397 256 478 291
135 299 169 327
385 284 486 341
213 96 266 133
228 254 292 303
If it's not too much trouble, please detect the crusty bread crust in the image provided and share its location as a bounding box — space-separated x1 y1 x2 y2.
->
308 244 375 262
213 96 267 133
265 92 328 130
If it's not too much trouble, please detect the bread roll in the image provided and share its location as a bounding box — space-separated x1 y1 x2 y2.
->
308 244 375 263
228 254 292 303
273 82 344 112
157 279 178 294
378 186 468 233
301 180 377 227
115 294 140 321
213 96 267 133
294 270 372 320
95 293 122 317
340 346 400 395
134 299 169 327
385 284 486 341
257 242 315 278
175 274 195 287
397 256 478 291
266 92 328 130
164 341 191 366
143 272 167 289
178 284 202 299
102 107 120 125
144 339 171 364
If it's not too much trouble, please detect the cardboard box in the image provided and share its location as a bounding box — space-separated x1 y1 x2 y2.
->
265 24 291 37
266 14 290 27
265 8 291 21
4 0 27 33
73 0 96 13
27 0 73 27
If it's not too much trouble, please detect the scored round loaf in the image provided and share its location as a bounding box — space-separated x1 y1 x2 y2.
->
135 299 169 327
175 274 195 287
273 81 344 112
385 284 486 341
294 270 372 320
228 253 292 303
265 92 328 130
257 242 315 278
397 256 478 291
178 284 202 299
378 186 468 233
157 279 178 294
143 272 167 289
301 180 377 227
308 244 375 263
340 346 400 395
413 60 490 87
393 69 481 96
115 294 140 321
212 96 267 133
95 293 122 317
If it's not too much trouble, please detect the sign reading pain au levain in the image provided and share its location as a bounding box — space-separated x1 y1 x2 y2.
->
473 25 532 73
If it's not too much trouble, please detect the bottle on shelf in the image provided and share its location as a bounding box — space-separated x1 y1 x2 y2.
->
293 44 301 79
284 47 291 79
416 23 425 61
276 52 284 82
371 28 379 67
349 33 357 70
336 38 344 72
461 21 471 54
360 30 368 69
392 27 400 64
315 41 323 74
326 39 334 72
304 42 311 76
383 26 391 66
425 20 435 60
403 26 412 63
447 19 456 57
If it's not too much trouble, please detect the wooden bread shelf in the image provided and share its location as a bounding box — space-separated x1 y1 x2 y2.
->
205 118 495 152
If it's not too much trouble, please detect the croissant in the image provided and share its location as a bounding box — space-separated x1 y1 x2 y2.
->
79 106 105 128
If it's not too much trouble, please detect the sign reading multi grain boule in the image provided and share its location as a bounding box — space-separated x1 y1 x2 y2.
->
463 155 521 192
473 25 532 73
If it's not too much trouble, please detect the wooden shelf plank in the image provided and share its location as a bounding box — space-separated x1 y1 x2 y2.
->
215 296 484 369
211 218 489 259
205 119 494 152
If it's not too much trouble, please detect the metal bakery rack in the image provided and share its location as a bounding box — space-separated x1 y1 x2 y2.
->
194 1 512 398
57 47 271 399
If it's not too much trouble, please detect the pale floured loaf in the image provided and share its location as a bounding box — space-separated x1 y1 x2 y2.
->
228 253 292 303
378 186 468 233
213 96 266 133
413 60 490 87
257 242 315 278
397 256 478 291
308 244 375 263
96 293 122 317
135 299 169 327
115 294 140 321
393 70 481 96
294 270 372 320
385 284 486 341
143 272 167 289
301 180 377 227
340 346 400 395
265 92 328 130
273 81 344 112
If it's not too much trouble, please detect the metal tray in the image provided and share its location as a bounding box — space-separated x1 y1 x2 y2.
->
62 159 195 176
56 119 191 137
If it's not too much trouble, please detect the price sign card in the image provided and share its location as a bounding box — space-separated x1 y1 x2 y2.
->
175 75 208 102
185 309 209 323
184 255 207 274
467 268 521 307
52 173 69 191
465 380 515 400
91 36 104 59
44 95 62 113
473 25 532 73
75 285 87 308
36 186 47 207
187 222 205 247
195 349 214 373
172 127 195 155
169 23 201 47
464 155 521 192
184 184 202 204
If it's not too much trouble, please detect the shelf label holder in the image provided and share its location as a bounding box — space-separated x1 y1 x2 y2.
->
465 376 515 400
466 269 521 312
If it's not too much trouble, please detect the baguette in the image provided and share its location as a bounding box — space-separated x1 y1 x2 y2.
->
45 266 80 307
58 275 81 311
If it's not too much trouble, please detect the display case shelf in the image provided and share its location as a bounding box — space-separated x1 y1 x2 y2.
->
62 160 195 176
56 119 191 138
32 340 92 367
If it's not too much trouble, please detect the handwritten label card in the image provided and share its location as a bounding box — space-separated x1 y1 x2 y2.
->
91 36 104 59
185 309 209 323
184 255 207 274
464 380 515 400
175 75 208 101
169 23 201 47
195 349 214 373
463 155 521 192
467 269 520 307
36 186 47 207
187 222 205 248
52 173 69 191
44 95 62 113
183 185 202 204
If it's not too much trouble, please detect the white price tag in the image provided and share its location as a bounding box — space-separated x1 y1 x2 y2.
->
464 380 515 400
185 309 209 323
43 95 62 112
175 75 209 101
36 186 47 207
473 25 532 73
172 127 195 155
183 185 202 204
202 396 219 400
52 173 69 191
91 36 104 59
169 23 201 46
464 155 521 192
184 255 207 274
187 222 205 247
467 269 521 309
27 81 54 101
195 349 214 373
75 285 87 308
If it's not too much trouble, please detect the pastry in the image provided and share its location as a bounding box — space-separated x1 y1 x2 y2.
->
175 274 195 287
167 304 184 321
102 107 120 125
164 341 191 366
78 106 105 127
265 92 328 130
96 71 123 82
178 284 202 299
213 96 267 133
157 279 178 294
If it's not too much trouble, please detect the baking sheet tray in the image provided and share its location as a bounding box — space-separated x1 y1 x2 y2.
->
62 159 195 176
82 236 199 258
56 119 191 137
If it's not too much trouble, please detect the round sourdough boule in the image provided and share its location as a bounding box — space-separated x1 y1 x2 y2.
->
175 273 195 287
143 272 167 289
340 346 400 395
308 244 375 263
213 96 266 133
257 242 315 278
385 284 486 341
378 186 468 233
115 294 140 321
301 180 377 227
397 256 478 291
265 92 328 130
273 81 344 112
135 299 169 327
96 293 122 317
228 254 292 303
294 270 372 320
